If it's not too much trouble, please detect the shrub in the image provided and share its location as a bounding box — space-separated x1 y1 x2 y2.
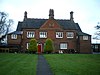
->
44 38 54 53
28 39 38 53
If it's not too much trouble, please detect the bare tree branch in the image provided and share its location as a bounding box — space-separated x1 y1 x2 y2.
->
94 22 100 40
0 11 14 43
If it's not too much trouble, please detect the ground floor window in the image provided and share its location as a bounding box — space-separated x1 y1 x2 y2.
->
26 43 29 49
60 43 67 49
92 44 100 52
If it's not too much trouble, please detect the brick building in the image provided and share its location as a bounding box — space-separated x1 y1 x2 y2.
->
7 9 91 53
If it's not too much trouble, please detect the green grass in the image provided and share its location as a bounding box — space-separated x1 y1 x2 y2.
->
44 54 100 75
0 53 37 75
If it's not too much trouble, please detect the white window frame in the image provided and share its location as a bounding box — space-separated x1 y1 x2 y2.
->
11 34 17 39
83 36 88 40
60 43 67 49
67 32 74 38
56 32 63 38
39 32 47 38
27 31 35 38
27 43 29 49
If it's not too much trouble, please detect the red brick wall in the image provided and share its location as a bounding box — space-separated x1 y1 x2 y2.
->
7 29 91 53
7 19 92 53
79 36 91 53
21 28 78 52
7 34 21 45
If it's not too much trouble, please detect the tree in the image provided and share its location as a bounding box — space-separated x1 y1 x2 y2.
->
28 39 38 53
93 22 100 40
44 38 54 53
0 11 13 43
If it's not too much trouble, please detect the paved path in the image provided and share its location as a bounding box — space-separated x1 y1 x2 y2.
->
37 55 53 75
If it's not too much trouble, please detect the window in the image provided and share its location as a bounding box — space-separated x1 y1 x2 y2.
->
83 36 88 40
27 31 35 38
60 43 67 49
67 32 74 38
39 32 47 38
56 32 63 38
95 45 98 49
11 34 17 39
27 43 29 49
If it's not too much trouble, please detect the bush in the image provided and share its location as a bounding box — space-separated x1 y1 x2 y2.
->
28 39 38 53
44 38 54 53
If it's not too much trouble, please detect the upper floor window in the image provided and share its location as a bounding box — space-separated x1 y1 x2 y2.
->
83 36 88 40
67 32 74 38
39 32 47 38
11 34 17 39
27 31 35 38
56 32 63 38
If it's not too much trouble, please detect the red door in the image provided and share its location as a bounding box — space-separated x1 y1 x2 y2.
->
38 44 42 54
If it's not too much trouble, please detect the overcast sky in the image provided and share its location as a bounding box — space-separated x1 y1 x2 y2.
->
0 0 100 43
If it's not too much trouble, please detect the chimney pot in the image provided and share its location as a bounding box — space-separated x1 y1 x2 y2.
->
70 11 74 21
24 11 27 21
49 9 54 19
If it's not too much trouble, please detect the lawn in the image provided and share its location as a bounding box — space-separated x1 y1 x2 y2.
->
44 54 100 75
0 53 37 75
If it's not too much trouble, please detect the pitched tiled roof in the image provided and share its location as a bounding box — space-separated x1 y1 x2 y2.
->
16 22 23 31
8 31 23 35
77 31 91 36
16 18 90 36
16 18 47 30
57 20 82 31
16 18 81 31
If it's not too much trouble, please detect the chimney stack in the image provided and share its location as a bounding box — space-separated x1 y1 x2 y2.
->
24 11 27 21
49 9 54 19
70 11 74 21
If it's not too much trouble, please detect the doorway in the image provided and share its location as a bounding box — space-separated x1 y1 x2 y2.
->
38 44 42 54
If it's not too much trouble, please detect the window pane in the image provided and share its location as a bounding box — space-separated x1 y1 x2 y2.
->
60 43 67 49
56 32 63 38
95 45 98 49
27 31 35 38
83 36 88 40
11 34 17 39
27 43 29 49
40 32 47 38
67 32 74 38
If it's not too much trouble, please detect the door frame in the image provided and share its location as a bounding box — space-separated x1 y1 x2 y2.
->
38 44 42 54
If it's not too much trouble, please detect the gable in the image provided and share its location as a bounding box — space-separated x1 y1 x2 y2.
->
40 19 62 29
